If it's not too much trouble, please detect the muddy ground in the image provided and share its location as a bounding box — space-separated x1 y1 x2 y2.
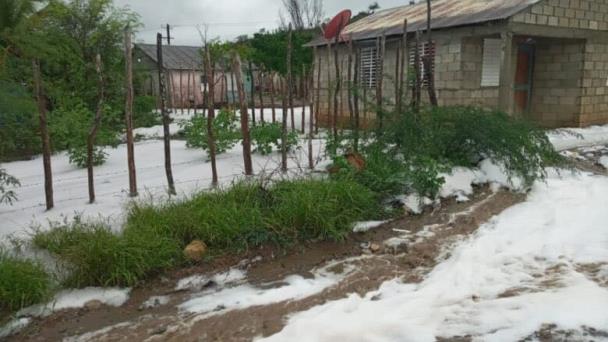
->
6 185 523 342
6 146 608 342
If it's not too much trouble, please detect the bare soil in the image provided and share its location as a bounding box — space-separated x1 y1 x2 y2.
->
6 185 523 342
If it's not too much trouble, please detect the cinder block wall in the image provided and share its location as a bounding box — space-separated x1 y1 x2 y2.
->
512 0 608 31
313 31 501 125
530 38 584 127
580 39 608 126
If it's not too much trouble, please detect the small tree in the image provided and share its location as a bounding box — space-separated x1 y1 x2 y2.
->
0 168 19 205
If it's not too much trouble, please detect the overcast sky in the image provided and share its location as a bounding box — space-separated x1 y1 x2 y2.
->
114 0 407 46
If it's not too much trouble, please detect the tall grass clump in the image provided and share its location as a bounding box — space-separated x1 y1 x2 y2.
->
126 178 383 251
32 219 181 288
33 178 384 288
0 251 52 312
333 106 563 198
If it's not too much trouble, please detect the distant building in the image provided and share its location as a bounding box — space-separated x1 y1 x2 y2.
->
134 44 255 108
308 0 608 128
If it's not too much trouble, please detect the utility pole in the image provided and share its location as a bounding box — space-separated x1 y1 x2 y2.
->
166 24 172 45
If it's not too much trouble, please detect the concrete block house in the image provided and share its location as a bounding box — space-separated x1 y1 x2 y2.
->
308 0 608 128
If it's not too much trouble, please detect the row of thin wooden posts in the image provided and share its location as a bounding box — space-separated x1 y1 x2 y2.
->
32 9 437 210
156 24 316 195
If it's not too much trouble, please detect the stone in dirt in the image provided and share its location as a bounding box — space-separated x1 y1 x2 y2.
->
84 300 103 311
369 243 382 253
184 240 207 262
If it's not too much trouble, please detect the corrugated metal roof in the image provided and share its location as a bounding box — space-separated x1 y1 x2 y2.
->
307 0 541 46
136 44 203 70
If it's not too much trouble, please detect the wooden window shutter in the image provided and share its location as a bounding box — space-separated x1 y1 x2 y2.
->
481 38 501 87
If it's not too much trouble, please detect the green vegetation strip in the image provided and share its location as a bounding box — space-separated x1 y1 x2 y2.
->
31 178 384 289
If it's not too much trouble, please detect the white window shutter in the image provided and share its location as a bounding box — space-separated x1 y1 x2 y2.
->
481 39 501 87
360 46 377 88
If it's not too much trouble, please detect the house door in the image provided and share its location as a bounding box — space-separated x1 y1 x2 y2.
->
514 43 535 113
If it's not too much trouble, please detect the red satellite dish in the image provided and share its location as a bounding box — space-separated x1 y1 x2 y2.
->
324 9 352 40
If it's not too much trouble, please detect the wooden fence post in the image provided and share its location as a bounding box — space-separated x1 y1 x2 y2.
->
282 25 293 173
398 19 408 112
32 59 54 210
258 71 265 124
205 46 219 187
87 54 104 204
314 47 321 134
157 33 176 195
270 72 277 123
233 53 253 176
124 27 137 197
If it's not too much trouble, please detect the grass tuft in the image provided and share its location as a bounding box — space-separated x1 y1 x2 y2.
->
33 178 385 288
0 251 52 312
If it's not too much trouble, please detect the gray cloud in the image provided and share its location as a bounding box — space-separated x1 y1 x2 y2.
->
115 0 407 45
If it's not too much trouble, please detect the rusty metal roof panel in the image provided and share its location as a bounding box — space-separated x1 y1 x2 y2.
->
307 0 541 46
136 44 203 70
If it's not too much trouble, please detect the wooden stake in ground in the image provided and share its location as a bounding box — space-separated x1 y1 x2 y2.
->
32 59 53 210
413 30 422 113
179 70 184 114
376 33 386 130
124 27 137 197
233 53 253 176
308 59 315 169
398 19 408 112
87 54 104 204
249 61 256 125
157 33 176 195
258 71 265 124
287 25 295 134
326 40 333 132
270 72 277 123
347 39 354 130
353 45 360 152
282 25 293 173
301 65 306 134
332 32 341 139
205 46 219 186
424 0 438 106
314 48 321 134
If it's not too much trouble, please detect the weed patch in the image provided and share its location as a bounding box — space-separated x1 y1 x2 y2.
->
0 251 52 312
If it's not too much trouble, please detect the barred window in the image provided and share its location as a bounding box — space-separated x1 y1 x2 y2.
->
481 39 501 87
409 41 436 87
360 46 378 89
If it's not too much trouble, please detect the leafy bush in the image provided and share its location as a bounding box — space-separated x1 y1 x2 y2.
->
32 218 181 287
66 146 108 168
133 96 160 128
250 122 298 155
334 106 562 198
182 108 241 155
34 178 385 287
0 251 52 312
0 168 20 205
0 80 40 161
50 103 119 168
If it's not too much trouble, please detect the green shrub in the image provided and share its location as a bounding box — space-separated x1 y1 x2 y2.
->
33 219 181 287
133 96 160 128
0 80 40 161
0 251 52 312
50 103 119 168
34 178 384 288
250 122 299 155
335 106 563 198
0 168 20 205
182 108 241 155
385 106 562 186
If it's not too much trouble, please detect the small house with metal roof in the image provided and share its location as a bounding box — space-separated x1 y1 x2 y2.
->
308 0 608 128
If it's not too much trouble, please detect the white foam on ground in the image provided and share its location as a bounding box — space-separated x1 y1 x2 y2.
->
352 221 389 233
0 318 31 339
260 171 608 341
599 156 608 169
18 287 131 317
175 268 247 291
179 260 355 318
548 124 608 151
